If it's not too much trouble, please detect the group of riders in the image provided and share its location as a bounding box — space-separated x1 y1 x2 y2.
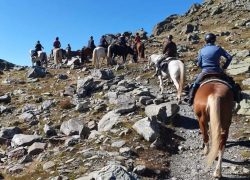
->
31 32 242 106
31 33 142 62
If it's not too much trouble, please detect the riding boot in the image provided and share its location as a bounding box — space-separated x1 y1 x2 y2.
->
233 83 243 103
187 85 199 106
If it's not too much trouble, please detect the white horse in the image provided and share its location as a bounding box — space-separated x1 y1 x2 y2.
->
148 54 185 104
92 47 108 68
30 50 47 67
52 48 63 68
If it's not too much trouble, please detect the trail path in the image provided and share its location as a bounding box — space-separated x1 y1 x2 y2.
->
168 103 250 180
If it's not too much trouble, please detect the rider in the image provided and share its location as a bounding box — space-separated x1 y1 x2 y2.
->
66 44 71 59
33 40 44 57
53 37 61 49
118 33 127 46
99 35 109 49
134 33 141 45
88 36 96 52
187 33 242 105
155 35 177 75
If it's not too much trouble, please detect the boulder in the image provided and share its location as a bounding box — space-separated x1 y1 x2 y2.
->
28 142 46 155
91 69 115 80
11 134 42 147
76 164 137 180
0 94 11 103
60 118 90 137
133 118 160 142
237 91 250 116
27 67 46 78
98 111 121 132
0 127 22 139
77 76 95 98
227 57 250 75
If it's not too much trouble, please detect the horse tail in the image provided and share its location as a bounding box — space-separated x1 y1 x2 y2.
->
92 48 97 66
107 45 111 58
178 60 185 99
206 95 221 167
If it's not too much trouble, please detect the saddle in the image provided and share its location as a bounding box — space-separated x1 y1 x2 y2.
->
199 73 233 89
159 57 176 70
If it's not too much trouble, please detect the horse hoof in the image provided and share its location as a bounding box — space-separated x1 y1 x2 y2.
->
213 170 222 178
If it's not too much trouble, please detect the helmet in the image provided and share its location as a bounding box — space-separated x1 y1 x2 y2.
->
205 33 216 43
37 40 40 43
56 37 59 40
90 36 93 39
167 35 173 40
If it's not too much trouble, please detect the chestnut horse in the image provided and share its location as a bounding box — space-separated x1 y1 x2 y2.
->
193 81 234 178
136 42 145 60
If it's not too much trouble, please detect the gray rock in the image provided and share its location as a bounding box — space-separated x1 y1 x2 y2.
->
237 90 250 116
133 118 160 142
0 94 11 103
60 118 90 137
28 142 46 155
43 161 56 170
114 103 136 115
8 147 27 158
19 112 35 121
27 67 46 78
42 100 54 110
58 74 68 80
98 111 121 132
242 78 250 86
75 100 90 112
236 50 250 58
182 24 194 34
44 124 57 137
64 135 80 147
187 3 201 14
11 134 42 147
227 57 250 75
91 68 115 80
111 140 126 148
76 164 137 180
210 6 222 15
77 76 95 98
63 85 76 96
0 126 22 139
7 164 24 174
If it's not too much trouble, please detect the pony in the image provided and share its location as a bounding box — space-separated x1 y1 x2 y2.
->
92 47 108 68
53 48 63 67
107 44 135 64
193 80 234 178
136 42 145 60
148 54 185 104
30 50 47 67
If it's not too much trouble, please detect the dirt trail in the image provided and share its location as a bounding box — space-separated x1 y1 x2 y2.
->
168 103 250 180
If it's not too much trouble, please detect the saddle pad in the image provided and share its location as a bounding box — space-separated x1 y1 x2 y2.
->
200 79 232 89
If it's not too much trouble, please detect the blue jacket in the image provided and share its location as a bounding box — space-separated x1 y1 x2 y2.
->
197 44 232 73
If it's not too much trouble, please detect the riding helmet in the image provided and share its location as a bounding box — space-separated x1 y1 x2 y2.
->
205 33 216 44
167 35 173 40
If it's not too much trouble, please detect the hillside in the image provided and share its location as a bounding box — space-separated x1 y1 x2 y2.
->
0 0 249 179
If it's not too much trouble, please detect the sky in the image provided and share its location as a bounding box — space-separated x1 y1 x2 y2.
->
0 0 202 66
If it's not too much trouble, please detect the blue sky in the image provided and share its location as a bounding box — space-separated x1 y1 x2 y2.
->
0 0 202 66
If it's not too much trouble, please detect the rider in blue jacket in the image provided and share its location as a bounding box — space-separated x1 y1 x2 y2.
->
188 33 242 105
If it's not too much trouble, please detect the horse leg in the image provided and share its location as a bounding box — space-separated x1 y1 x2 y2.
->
198 114 209 155
158 75 164 94
213 129 228 178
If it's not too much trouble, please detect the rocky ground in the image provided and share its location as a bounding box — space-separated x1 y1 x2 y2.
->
0 0 250 179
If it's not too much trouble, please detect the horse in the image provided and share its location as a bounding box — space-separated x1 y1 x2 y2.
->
193 80 234 178
53 48 63 68
136 42 145 60
30 50 47 67
81 47 93 63
92 47 108 68
107 44 135 65
148 54 185 104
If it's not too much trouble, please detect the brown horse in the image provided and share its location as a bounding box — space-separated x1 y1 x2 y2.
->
136 42 145 60
193 81 234 178
81 47 93 63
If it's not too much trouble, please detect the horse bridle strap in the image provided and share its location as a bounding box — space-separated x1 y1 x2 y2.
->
200 79 232 89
